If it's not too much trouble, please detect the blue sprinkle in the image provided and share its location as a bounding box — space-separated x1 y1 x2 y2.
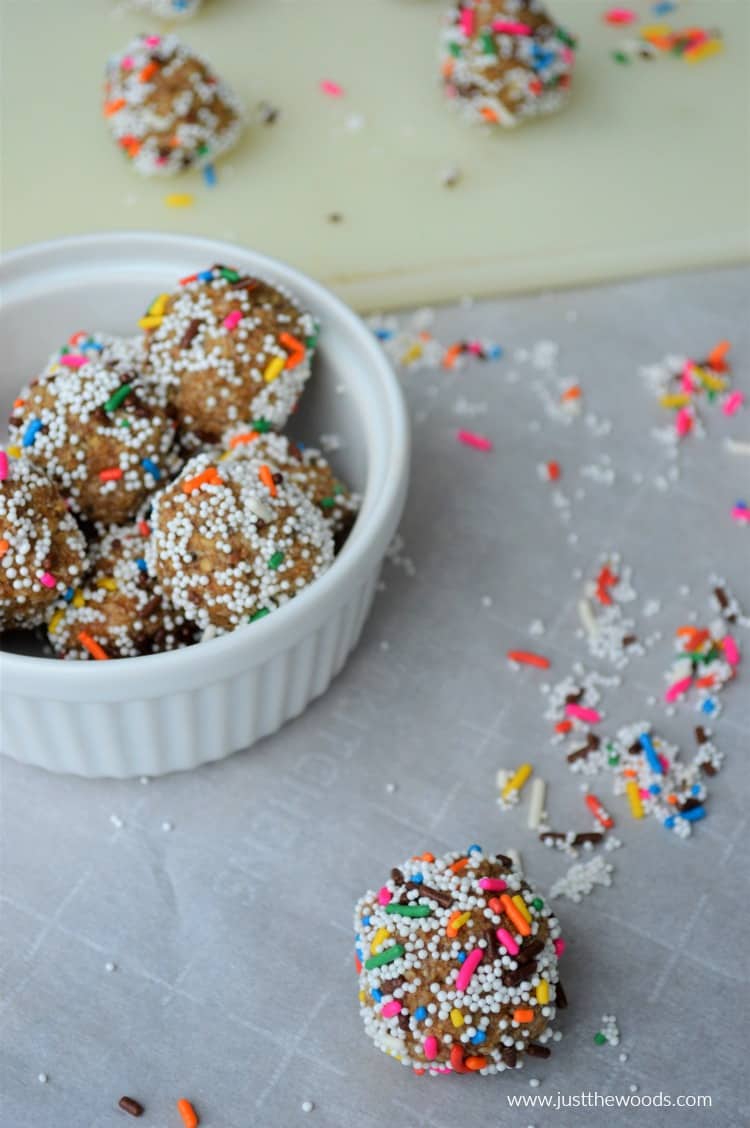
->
639 732 663 775
84 339 103 352
141 458 161 480
663 816 676 829
203 163 217 187
648 784 661 795
411 873 424 884
681 806 706 822
471 1030 487 1045
701 698 717 715
135 558 148 573
374 328 394 341
690 784 701 796
371 989 382 1002
361 915 371 926
22 418 43 447
63 586 75 603
652 1 676 14
457 951 467 964
486 345 503 359
414 1007 427 1021
467 844 482 855
198 269 214 282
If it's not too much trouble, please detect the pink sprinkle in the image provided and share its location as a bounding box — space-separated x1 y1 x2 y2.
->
658 754 670 773
0 451 8 481
723 391 744 416
496 929 519 956
60 354 87 369
722 636 741 666
320 79 344 98
553 938 566 957
456 948 483 992
459 8 475 37
665 675 692 703
144 35 161 47
381 1001 401 1018
732 505 750 524
604 7 637 24
38 572 57 589
561 47 575 65
457 429 493 453
565 703 601 724
423 1035 439 1061
377 886 392 905
478 877 507 892
223 310 242 331
467 341 483 356
121 56 134 70
492 20 532 35
675 407 693 437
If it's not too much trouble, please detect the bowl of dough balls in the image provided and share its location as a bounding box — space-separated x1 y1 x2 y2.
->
0 233 409 777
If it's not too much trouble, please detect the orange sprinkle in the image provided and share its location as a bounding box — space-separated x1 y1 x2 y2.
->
465 1055 488 1071
480 106 499 123
78 632 109 661
139 61 159 83
0 539 9 559
103 98 126 116
182 467 223 494
555 720 573 734
354 952 362 974
99 467 123 482
12 398 25 409
228 430 259 449
258 463 277 497
707 339 731 371
500 894 531 937
278 332 306 370
442 343 463 370
507 650 550 669
513 1008 534 1023
176 1099 199 1128
561 384 582 402
419 852 435 862
442 58 455 79
449 857 469 874
695 674 716 689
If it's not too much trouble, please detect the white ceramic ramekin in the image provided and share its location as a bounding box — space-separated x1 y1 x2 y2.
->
0 234 409 777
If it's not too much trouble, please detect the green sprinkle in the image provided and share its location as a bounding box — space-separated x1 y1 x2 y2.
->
480 31 496 54
319 497 336 510
220 268 240 282
305 325 320 350
118 419 132 429
103 383 132 413
556 27 576 47
333 483 344 495
449 42 462 56
249 608 271 622
612 50 630 64
197 142 209 156
364 944 405 970
594 1032 607 1045
268 551 284 570
531 898 544 911
608 754 620 766
252 417 272 433
385 904 431 918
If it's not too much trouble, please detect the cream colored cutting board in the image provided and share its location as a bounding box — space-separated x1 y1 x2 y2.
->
1 0 748 310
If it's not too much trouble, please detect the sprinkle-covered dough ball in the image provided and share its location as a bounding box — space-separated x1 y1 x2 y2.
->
147 452 334 632
47 523 198 660
0 457 88 632
128 0 202 19
440 0 576 128
224 430 359 547
354 846 566 1075
104 34 243 176
143 266 317 446
8 334 178 527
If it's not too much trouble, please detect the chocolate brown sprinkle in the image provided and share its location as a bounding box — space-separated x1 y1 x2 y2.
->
409 881 453 908
118 1096 144 1117
695 725 709 745
390 868 404 885
501 1046 517 1068
526 1043 551 1059
180 318 202 349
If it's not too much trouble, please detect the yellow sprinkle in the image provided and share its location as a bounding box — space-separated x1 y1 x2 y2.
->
448 910 471 934
626 779 644 819
659 393 690 409
138 315 163 330
536 979 549 1005
450 1008 464 1028
695 367 726 392
685 39 723 64
401 344 423 365
149 293 170 318
218 450 231 461
165 193 194 208
263 356 285 384
7 445 21 458
639 23 671 38
502 763 533 800
96 578 118 592
71 589 85 609
48 609 64 635
358 990 366 1004
512 894 531 923
370 926 390 955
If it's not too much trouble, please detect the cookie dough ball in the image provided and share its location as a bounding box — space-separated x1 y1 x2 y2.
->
224 430 359 547
354 846 565 1075
47 522 198 660
143 266 317 445
104 34 243 175
440 1 576 128
8 334 178 527
128 0 202 19
147 452 334 632
0 456 88 632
